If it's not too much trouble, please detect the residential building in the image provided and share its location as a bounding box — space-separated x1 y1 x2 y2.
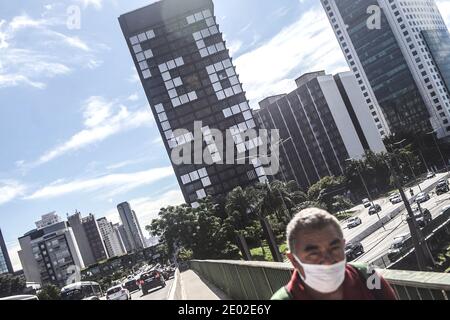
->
116 202 145 252
97 217 125 258
0 228 13 274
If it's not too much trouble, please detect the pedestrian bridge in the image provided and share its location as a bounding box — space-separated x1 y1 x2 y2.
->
189 260 450 300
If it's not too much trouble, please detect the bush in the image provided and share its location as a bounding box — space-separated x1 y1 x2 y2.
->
37 285 61 300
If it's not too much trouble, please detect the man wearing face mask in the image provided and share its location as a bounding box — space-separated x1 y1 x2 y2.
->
271 208 397 300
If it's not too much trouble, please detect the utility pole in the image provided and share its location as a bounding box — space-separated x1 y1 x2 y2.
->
385 151 434 271
427 130 449 173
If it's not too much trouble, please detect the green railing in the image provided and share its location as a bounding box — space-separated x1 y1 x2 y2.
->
190 260 450 300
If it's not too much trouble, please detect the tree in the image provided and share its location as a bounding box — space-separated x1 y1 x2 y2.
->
37 285 60 300
0 274 26 298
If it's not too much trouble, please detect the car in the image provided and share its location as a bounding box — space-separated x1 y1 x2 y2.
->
139 270 166 295
345 242 364 262
368 204 382 215
346 216 362 229
0 295 39 300
426 171 436 179
415 192 430 203
389 193 402 204
387 234 410 261
441 204 450 214
123 278 140 293
106 285 131 301
362 198 371 208
435 179 449 195
60 281 103 300
412 206 432 228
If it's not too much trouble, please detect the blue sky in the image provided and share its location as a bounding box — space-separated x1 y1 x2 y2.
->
1 0 449 271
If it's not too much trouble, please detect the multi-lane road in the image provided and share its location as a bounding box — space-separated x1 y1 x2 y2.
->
128 279 174 300
340 173 450 265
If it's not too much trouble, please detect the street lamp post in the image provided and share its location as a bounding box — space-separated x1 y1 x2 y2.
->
426 130 449 173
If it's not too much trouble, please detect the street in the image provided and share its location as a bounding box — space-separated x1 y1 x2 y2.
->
338 172 450 267
341 172 448 242
129 278 174 300
354 191 450 265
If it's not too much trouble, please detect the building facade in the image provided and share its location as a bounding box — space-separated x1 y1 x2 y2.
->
321 0 450 139
256 71 386 191
0 228 13 274
68 212 109 267
116 202 145 252
97 217 126 258
18 215 84 287
117 224 132 253
119 0 268 207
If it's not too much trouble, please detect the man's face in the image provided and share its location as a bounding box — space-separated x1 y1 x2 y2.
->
287 225 346 274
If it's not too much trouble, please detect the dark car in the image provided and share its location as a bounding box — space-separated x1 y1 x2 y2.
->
139 270 166 295
345 242 364 262
413 207 432 228
123 278 140 292
368 204 382 215
435 179 449 195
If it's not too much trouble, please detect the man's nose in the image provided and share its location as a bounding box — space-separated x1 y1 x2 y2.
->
322 251 337 265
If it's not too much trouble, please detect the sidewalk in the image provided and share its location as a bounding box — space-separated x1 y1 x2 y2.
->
179 269 230 300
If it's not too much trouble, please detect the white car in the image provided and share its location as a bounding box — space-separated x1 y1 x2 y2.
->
426 171 436 179
416 192 430 203
389 193 402 204
346 217 362 229
106 285 131 301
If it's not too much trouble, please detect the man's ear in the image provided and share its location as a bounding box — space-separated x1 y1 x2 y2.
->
287 252 304 278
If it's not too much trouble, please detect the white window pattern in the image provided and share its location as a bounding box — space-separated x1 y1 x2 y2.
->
206 59 242 100
154 103 176 147
229 120 261 154
129 29 155 80
192 20 223 58
222 101 250 118
180 167 211 188
158 57 198 108
202 126 222 163
251 158 268 183
186 9 212 25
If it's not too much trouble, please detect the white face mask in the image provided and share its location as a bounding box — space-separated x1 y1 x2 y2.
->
293 255 346 294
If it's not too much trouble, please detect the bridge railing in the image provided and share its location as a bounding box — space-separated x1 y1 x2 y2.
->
190 260 450 300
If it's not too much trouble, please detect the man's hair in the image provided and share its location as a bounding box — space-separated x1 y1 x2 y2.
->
287 208 343 253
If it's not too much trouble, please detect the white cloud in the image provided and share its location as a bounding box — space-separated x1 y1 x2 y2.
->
227 39 243 56
25 166 174 200
105 157 150 170
30 96 153 166
235 6 347 108
0 181 26 206
127 93 140 101
436 1 450 29
0 12 103 90
76 0 104 10
105 189 185 233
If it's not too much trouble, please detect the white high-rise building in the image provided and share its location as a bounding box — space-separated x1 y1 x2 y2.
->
18 216 84 287
321 0 450 139
117 202 145 252
35 212 61 229
97 217 125 258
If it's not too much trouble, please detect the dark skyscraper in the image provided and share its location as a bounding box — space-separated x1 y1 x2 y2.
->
119 0 267 207
321 0 450 138
0 228 13 274
256 71 385 190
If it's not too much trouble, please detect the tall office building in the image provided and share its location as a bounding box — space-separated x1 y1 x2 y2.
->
119 0 267 207
35 212 60 229
112 223 128 254
116 202 145 252
18 214 84 287
0 228 13 274
117 224 132 253
321 0 450 139
97 217 126 258
256 71 386 191
68 212 108 267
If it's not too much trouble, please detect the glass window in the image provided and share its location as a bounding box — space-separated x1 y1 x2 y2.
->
133 44 142 53
173 77 182 87
137 33 147 42
146 30 155 39
142 69 151 79
144 49 153 59
162 72 171 81
136 52 145 62
188 91 197 101
155 104 164 113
